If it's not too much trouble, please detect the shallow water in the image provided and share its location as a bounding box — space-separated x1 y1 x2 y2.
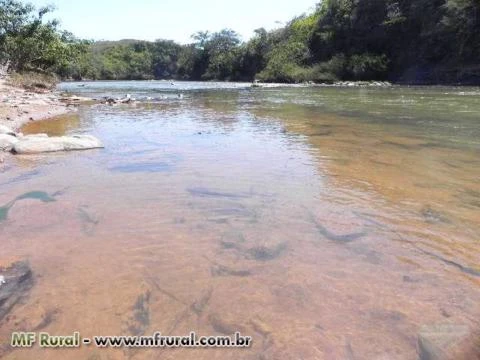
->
1 81 480 359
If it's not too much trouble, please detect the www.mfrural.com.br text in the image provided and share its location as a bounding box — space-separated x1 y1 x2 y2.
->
10 331 252 349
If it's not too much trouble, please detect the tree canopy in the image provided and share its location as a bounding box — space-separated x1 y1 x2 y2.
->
0 0 87 74
2 0 479 84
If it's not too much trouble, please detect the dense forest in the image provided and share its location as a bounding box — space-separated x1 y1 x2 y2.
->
1 0 480 84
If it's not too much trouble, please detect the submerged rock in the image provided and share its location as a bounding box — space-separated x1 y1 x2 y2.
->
0 261 34 321
103 94 136 105
418 324 470 360
0 191 57 222
13 134 103 154
126 291 151 336
421 206 451 224
211 264 251 277
208 313 246 335
190 288 213 316
309 212 367 243
246 243 288 261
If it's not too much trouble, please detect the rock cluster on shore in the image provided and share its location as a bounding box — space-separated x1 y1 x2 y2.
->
0 78 103 158
0 80 88 132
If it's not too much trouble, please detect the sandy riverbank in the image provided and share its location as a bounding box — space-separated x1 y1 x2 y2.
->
0 76 93 163
0 76 87 133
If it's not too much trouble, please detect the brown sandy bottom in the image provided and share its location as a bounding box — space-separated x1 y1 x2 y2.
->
0 179 479 360
0 87 479 359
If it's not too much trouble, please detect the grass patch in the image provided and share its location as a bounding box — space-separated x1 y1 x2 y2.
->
7 72 58 92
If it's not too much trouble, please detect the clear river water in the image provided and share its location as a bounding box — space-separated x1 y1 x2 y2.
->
1 81 479 359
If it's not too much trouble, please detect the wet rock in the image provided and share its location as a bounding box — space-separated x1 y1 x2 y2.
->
78 206 99 236
211 264 251 277
312 218 366 243
272 283 308 308
381 141 416 150
190 288 213 316
249 318 272 338
0 134 19 151
455 188 480 210
109 161 171 173
418 324 470 360
308 210 367 243
187 187 251 199
345 338 356 360
210 204 256 220
13 134 103 154
246 243 287 261
220 229 246 249
416 247 480 277
102 95 136 105
220 240 242 250
208 313 245 335
0 191 58 222
348 245 383 264
403 275 420 283
369 309 406 323
32 308 60 331
421 206 450 224
0 169 40 187
311 130 333 137
126 291 151 336
0 261 34 321
16 190 57 202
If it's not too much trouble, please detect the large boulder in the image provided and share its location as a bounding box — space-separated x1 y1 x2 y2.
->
0 134 19 151
13 134 104 154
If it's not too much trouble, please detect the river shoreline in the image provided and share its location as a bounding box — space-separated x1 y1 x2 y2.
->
0 77 85 133
0 77 95 162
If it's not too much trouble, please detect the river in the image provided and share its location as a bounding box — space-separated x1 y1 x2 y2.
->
1 81 479 359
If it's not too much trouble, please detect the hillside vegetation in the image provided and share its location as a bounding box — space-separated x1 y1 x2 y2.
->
2 0 479 84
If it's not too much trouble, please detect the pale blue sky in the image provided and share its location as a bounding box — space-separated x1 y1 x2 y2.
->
29 0 318 43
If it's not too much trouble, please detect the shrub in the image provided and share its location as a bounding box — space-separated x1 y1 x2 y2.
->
7 72 58 91
347 53 389 80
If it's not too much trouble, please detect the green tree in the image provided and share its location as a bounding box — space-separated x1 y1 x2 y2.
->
202 29 241 80
0 0 86 74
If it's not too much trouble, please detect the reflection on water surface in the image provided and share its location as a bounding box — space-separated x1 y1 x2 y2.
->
1 81 479 359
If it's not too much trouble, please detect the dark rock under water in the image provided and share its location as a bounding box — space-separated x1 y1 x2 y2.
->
0 261 34 322
187 187 251 199
109 161 173 173
420 206 451 224
0 191 57 222
313 220 366 243
246 243 288 262
126 291 151 336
